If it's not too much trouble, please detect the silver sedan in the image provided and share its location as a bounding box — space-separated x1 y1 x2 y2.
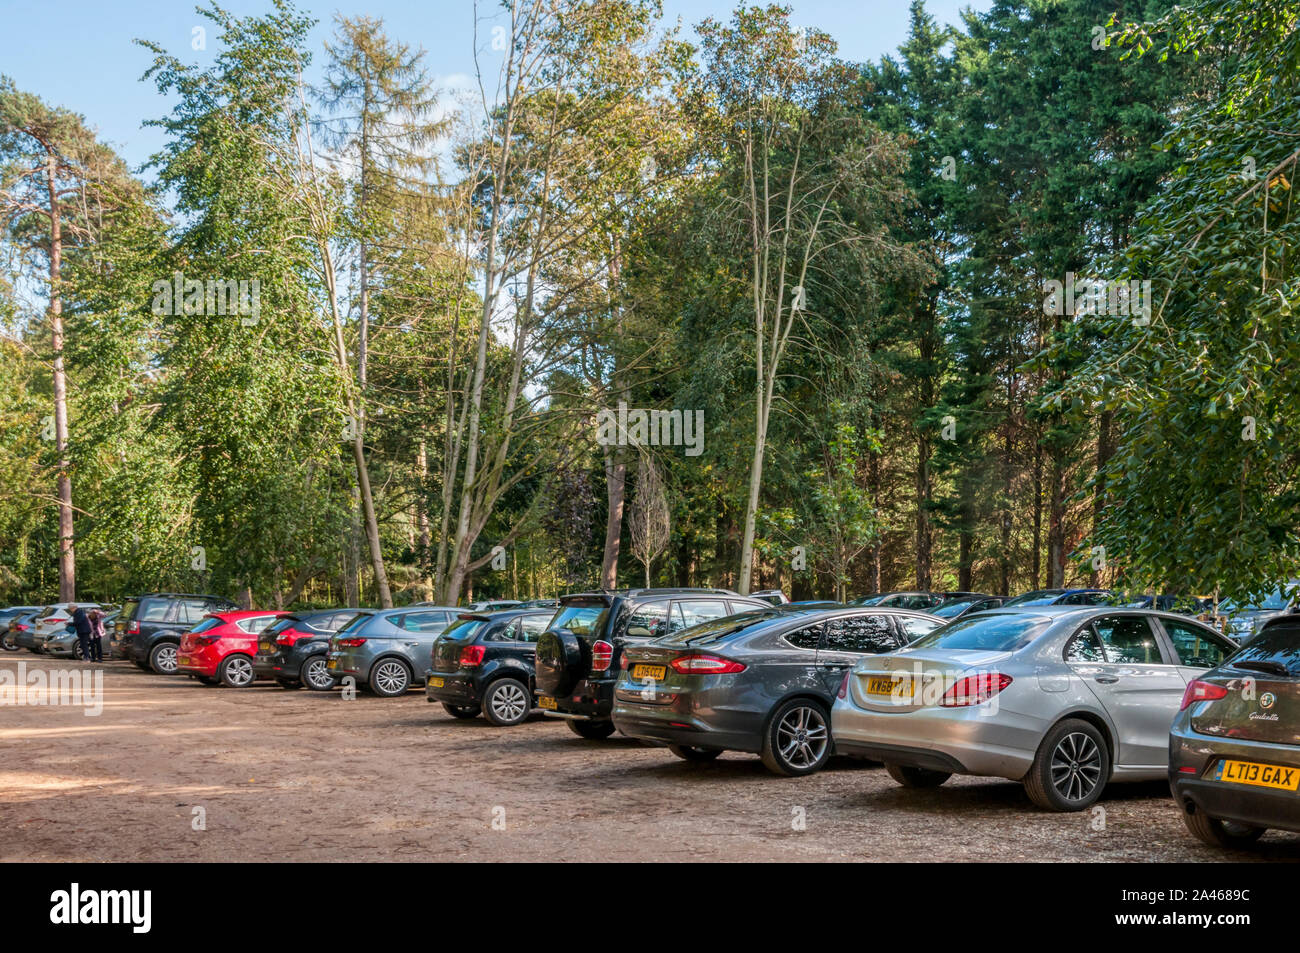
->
831 606 1237 811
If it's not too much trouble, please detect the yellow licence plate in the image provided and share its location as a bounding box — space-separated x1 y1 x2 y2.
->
429 677 444 688
866 675 915 698
631 664 666 682
537 695 557 710
1215 760 1300 791
326 658 337 669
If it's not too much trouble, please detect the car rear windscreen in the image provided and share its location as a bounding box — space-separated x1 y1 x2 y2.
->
1228 626 1300 676
552 604 608 636
908 614 1050 652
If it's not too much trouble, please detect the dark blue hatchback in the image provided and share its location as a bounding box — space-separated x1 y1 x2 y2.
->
426 608 557 726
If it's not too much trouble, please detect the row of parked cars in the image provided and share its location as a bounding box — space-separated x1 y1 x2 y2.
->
5 583 1299 851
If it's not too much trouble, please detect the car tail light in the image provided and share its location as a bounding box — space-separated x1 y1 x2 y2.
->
941 672 1012 707
459 645 486 667
275 629 301 646
590 640 614 673
12 624 28 632
1180 679 1229 711
127 620 140 635
338 637 367 648
669 653 746 675
196 635 220 646
837 670 851 699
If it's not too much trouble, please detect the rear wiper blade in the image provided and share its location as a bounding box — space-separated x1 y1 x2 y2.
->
1232 660 1295 677
685 623 747 645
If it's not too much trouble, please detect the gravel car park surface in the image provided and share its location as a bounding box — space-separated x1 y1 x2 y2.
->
4 657 1299 863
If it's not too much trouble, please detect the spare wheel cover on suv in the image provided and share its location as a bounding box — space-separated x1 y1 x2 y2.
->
535 628 586 696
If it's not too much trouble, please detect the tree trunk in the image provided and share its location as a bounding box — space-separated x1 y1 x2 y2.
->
914 433 932 590
600 450 625 588
353 434 392 606
46 153 75 602
1091 408 1113 587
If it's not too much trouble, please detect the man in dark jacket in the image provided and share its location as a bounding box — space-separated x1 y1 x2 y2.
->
70 605 93 662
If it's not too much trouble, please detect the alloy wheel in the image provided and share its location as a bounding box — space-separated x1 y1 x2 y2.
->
155 645 177 674
373 660 409 695
224 656 254 687
1050 731 1102 802
489 681 529 722
775 704 829 769
303 657 334 690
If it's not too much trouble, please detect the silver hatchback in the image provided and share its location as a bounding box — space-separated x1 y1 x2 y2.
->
831 607 1237 811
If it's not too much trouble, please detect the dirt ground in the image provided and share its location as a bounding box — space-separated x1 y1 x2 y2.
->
3 655 1299 863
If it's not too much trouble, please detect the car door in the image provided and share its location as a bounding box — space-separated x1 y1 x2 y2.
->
1069 614 1186 767
816 613 905 696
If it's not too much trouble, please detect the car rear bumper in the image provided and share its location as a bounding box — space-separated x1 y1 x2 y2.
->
830 701 1040 779
1169 724 1300 833
176 646 222 676
539 677 616 719
425 671 479 705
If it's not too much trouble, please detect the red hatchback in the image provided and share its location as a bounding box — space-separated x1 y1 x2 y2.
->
177 610 288 687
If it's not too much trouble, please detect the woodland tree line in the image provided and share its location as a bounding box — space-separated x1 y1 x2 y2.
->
1 0 1298 609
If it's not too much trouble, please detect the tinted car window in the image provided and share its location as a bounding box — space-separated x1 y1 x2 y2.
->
190 616 222 635
519 614 551 641
784 624 822 650
439 618 488 641
909 614 1049 652
178 599 211 625
1091 616 1163 664
1162 619 1232 669
1064 629 1105 662
673 600 730 631
933 599 976 618
899 615 941 642
824 614 899 653
337 613 372 635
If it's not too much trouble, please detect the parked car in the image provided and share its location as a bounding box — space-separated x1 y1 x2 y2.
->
534 588 773 739
425 608 558 725
29 603 103 650
1001 588 1112 608
614 605 945 775
324 606 460 696
516 598 559 609
751 589 790 606
1217 582 1300 644
257 609 362 690
0 606 41 651
116 593 241 674
3 607 43 652
176 610 288 687
854 591 947 610
930 594 1005 621
831 606 1237 811
1115 593 1211 614
43 608 121 658
1168 613 1300 849
462 599 522 612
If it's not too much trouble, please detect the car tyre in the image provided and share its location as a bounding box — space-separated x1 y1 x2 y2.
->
1182 807 1265 849
567 718 616 740
482 678 531 727
1023 718 1110 812
219 654 256 688
668 744 722 763
149 642 179 675
368 658 412 697
0 633 19 651
442 702 481 719
760 698 833 777
884 762 951 787
300 656 336 692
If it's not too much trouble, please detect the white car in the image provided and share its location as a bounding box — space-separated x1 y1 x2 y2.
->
32 603 103 643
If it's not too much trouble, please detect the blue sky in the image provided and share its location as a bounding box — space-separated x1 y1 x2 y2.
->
0 0 985 175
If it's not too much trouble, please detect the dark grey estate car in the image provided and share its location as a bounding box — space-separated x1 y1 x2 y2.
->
1170 614 1300 849
612 605 944 775
534 588 771 739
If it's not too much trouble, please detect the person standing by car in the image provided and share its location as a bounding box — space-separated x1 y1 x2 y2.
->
70 605 93 662
87 608 106 662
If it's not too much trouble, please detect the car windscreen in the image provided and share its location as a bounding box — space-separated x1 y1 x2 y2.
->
336 613 372 635
262 617 297 637
855 595 886 606
1002 592 1061 607
908 613 1051 652
551 604 608 637
932 599 976 618
1226 626 1300 676
189 616 222 634
671 608 784 646
1221 588 1291 612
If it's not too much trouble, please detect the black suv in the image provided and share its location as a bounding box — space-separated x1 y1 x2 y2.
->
534 588 769 739
116 592 240 674
425 607 558 726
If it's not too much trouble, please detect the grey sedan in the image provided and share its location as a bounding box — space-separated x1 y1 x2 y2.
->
831 606 1238 811
324 606 459 696
613 605 944 776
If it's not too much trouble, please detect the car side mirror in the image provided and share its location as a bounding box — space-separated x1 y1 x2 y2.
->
627 625 651 638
